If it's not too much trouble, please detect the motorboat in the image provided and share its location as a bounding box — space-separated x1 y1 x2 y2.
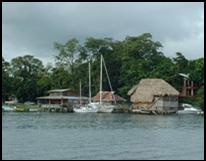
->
2 105 16 112
178 103 203 114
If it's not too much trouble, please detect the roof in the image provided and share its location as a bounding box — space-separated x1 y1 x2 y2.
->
48 89 71 93
36 96 88 100
92 91 126 102
128 78 179 103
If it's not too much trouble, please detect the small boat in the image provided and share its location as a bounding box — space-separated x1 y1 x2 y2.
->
2 105 16 112
178 103 203 114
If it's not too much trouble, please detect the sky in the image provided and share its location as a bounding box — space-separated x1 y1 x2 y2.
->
2 2 204 65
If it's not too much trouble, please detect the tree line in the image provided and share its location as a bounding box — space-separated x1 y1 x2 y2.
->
2 33 204 109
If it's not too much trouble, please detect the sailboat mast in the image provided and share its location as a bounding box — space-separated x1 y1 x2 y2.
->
89 62 91 104
100 55 102 104
102 56 116 104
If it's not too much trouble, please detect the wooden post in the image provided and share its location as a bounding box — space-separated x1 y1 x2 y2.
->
183 78 187 96
61 97 63 106
191 81 194 96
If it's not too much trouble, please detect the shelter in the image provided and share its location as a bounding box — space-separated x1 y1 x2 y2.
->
128 79 179 114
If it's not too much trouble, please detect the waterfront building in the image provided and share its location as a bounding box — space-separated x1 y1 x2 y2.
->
36 89 88 112
128 79 179 114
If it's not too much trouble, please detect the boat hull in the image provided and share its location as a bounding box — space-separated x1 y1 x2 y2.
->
73 103 99 113
96 104 115 113
2 105 16 112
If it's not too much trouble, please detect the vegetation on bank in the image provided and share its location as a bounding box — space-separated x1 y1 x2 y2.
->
2 33 204 110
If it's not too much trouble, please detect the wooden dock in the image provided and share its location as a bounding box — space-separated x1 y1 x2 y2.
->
41 104 73 112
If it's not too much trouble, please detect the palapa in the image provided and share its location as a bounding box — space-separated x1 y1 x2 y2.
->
128 78 179 103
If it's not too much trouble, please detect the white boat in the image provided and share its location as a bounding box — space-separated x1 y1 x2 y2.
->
74 54 116 113
73 103 99 113
73 64 99 113
96 103 115 113
178 103 203 114
95 54 116 113
2 105 16 112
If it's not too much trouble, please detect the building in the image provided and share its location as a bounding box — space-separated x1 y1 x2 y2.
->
179 79 198 97
178 73 198 97
92 91 126 103
127 79 179 114
36 89 88 112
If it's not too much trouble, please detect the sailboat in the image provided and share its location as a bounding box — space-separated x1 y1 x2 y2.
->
73 54 116 113
73 64 99 113
95 54 116 113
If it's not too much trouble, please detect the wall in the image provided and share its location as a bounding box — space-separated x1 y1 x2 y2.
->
154 96 179 111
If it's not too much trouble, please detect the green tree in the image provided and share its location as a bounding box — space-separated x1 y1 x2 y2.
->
189 58 204 85
50 67 71 89
195 87 204 110
118 33 164 98
54 38 79 73
11 55 44 102
2 57 13 101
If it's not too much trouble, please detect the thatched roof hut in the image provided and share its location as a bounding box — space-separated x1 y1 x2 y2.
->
92 91 126 102
128 79 179 103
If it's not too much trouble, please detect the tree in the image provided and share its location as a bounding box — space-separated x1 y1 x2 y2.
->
189 58 204 85
11 55 44 102
54 38 79 73
117 33 164 98
195 87 204 110
173 52 189 73
2 57 13 101
4 33 203 105
50 67 71 89
36 63 53 97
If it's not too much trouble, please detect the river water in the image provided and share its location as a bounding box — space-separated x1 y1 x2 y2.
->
2 112 204 160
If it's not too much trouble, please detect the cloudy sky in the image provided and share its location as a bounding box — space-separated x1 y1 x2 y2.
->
2 2 204 64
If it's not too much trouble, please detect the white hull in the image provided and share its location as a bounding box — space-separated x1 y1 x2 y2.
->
73 107 98 113
29 108 39 112
2 105 16 112
95 103 115 113
73 103 99 113
73 103 115 113
177 107 203 114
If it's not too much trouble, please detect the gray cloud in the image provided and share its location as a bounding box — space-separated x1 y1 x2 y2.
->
2 2 204 64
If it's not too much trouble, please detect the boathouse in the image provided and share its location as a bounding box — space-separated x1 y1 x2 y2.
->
36 89 88 112
128 79 179 114
92 91 126 103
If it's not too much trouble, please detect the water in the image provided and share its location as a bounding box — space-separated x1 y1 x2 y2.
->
2 112 204 160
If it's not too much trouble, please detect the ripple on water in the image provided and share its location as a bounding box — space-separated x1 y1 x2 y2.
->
2 112 204 160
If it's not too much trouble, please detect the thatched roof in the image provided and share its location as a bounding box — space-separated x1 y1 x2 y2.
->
128 79 179 103
92 91 126 102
